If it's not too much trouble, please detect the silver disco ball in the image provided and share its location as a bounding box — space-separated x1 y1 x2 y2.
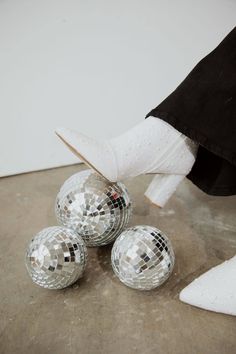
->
25 226 87 289
111 225 175 290
55 170 132 247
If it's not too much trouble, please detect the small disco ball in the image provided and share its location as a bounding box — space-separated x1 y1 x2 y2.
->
25 226 87 289
111 225 175 290
55 170 132 247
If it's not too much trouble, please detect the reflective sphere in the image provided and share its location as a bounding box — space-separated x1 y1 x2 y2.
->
111 225 175 290
25 226 87 289
55 170 132 247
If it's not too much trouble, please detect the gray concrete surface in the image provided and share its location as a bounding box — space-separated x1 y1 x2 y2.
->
1 164 236 354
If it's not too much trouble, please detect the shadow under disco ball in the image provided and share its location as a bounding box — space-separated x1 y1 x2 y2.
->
55 170 132 247
25 226 87 290
111 225 175 290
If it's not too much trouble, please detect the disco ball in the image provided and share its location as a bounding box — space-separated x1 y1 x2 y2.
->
25 226 87 289
111 225 175 290
55 170 132 247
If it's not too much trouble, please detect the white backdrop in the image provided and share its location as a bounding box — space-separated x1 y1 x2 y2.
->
0 0 235 176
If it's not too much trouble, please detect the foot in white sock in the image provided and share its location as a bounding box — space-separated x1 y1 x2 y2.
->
56 117 198 207
179 256 236 316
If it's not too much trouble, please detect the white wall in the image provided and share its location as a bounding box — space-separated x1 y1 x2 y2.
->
0 0 235 176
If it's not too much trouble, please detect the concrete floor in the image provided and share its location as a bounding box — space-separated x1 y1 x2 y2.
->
1 164 236 354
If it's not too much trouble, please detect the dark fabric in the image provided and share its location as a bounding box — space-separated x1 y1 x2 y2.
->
145 27 236 196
